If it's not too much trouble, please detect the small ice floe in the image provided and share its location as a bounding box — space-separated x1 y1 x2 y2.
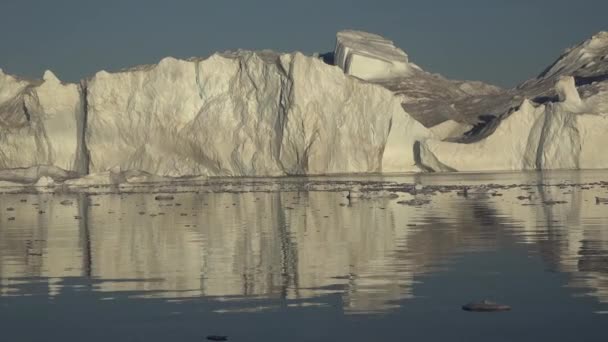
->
35 176 55 188
154 195 175 201
397 199 431 206
543 200 568 205
345 189 399 200
456 187 468 197
462 300 511 312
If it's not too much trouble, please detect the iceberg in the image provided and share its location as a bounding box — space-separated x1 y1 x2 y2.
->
1 30 608 183
418 77 608 171
85 51 431 177
414 30 608 172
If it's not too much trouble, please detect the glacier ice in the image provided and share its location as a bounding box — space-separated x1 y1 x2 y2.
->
85 51 431 177
2 30 608 184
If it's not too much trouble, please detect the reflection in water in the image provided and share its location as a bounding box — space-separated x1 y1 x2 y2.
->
0 172 608 314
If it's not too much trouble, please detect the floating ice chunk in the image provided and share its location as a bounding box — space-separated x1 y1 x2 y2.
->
35 176 55 187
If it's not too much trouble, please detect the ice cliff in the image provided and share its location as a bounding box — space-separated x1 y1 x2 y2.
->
86 51 432 176
1 48 431 181
1 30 608 183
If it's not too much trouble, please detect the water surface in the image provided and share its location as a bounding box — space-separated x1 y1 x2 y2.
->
1 171 607 341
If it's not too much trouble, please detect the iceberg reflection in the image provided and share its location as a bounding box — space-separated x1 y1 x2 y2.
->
1 172 607 313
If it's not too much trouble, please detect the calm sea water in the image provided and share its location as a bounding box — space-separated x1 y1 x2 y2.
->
0 171 607 341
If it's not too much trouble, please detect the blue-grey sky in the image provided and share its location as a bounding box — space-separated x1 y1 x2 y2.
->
1 0 606 87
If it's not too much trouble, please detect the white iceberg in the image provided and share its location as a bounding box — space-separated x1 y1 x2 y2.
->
2 30 608 179
85 51 431 176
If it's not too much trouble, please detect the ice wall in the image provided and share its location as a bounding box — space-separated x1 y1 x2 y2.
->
84 51 430 177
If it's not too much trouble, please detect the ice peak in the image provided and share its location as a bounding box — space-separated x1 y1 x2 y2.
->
43 70 60 83
555 76 582 105
537 31 608 81
520 98 535 112
159 56 179 65
590 31 608 42
595 31 608 37
583 31 608 50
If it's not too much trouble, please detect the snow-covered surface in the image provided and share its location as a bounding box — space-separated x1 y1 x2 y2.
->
335 30 411 81
2 30 608 183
